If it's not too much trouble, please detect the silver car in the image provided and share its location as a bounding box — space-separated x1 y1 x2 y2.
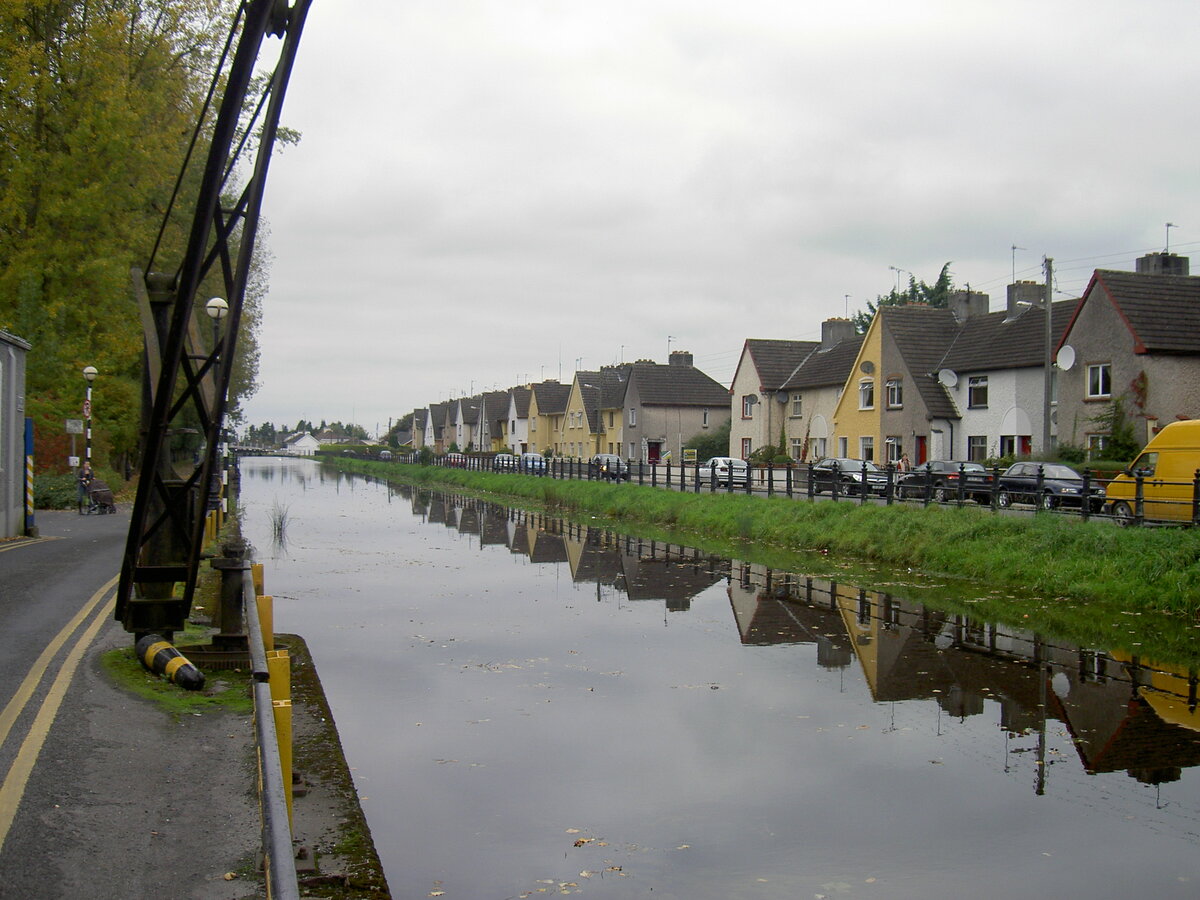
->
699 456 749 486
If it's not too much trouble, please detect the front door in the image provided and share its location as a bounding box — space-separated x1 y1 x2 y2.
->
916 435 928 465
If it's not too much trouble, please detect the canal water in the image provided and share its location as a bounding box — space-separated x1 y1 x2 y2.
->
238 458 1200 899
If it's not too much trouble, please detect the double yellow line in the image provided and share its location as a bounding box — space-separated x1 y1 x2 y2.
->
0 573 118 852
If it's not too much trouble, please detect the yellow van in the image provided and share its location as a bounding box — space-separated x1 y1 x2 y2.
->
1105 420 1200 523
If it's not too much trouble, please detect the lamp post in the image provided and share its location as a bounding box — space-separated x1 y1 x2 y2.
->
205 297 228 371
82 365 98 466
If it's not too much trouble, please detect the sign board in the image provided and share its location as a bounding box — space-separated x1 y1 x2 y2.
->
82 400 91 418
65 419 84 434
683 448 697 462
68 455 80 468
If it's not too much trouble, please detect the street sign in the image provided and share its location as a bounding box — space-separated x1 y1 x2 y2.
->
82 400 91 418
65 419 84 434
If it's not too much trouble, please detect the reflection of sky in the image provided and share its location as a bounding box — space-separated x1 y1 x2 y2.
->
240 459 1200 899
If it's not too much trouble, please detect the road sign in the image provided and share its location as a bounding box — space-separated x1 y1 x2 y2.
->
82 400 91 418
65 419 84 434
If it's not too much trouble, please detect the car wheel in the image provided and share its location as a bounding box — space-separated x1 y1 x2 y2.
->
997 490 1011 509
1041 492 1056 510
1111 501 1134 527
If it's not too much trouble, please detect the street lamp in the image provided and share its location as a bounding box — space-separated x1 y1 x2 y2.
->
205 297 228 366
82 365 98 466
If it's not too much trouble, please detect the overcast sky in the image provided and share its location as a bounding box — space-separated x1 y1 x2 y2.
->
244 0 1200 437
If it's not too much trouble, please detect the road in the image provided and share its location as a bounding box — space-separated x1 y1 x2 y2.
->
0 510 260 899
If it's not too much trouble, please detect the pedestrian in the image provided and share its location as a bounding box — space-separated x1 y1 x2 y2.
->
77 461 93 511
899 452 911 472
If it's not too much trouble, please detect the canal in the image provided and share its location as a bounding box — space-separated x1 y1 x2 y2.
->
238 457 1200 899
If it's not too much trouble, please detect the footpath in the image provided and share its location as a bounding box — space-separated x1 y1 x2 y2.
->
0 510 389 899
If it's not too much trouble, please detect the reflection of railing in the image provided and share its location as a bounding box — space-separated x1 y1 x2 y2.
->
377 452 1200 527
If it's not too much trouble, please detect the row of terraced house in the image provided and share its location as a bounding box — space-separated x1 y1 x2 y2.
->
411 251 1200 465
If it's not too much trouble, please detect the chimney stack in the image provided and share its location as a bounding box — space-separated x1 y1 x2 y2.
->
820 317 855 350
669 350 693 366
1136 252 1190 276
950 289 989 322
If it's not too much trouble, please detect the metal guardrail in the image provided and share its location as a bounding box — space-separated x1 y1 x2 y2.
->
242 562 299 900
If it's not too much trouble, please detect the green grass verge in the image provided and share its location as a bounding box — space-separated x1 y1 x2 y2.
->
99 639 254 718
326 459 1200 649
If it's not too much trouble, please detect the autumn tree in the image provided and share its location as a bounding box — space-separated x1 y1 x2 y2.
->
0 0 269 472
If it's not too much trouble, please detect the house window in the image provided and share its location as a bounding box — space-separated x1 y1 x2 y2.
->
741 395 754 418
1087 363 1112 399
968 376 988 408
813 437 827 458
1087 433 1109 458
741 438 752 459
838 437 848 457
628 408 637 427
790 437 804 460
967 435 987 461
608 411 614 428
531 416 538 431
860 436 874 461
510 420 516 434
858 380 874 410
886 437 902 464
886 379 902 409
702 408 710 427
790 393 803 417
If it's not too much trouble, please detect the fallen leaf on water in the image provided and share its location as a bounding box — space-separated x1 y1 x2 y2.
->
574 838 594 847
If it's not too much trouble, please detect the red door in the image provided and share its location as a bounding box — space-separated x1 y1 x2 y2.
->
916 436 928 465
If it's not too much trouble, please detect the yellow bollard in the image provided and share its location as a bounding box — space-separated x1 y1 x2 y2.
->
256 594 275 652
272 699 294 826
266 649 291 703
135 634 205 690
252 562 265 598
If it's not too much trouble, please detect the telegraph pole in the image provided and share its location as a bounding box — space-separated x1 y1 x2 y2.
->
1043 257 1054 453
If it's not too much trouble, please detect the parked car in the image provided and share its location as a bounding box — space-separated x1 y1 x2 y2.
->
699 456 749 486
897 460 993 503
996 461 1106 511
808 458 888 495
444 452 467 468
519 452 547 475
589 453 629 481
493 452 518 472
1106 420 1200 523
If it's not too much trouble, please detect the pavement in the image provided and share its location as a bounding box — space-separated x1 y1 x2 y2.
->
0 509 389 899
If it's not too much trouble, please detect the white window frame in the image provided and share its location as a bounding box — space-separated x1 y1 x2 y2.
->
885 379 902 409
968 375 988 409
1087 363 1112 399
860 436 874 461
858 379 874 410
790 393 803 417
628 408 637 427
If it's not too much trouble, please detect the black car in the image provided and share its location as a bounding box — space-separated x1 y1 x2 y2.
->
589 453 629 481
897 460 994 503
807 458 888 495
996 461 1106 511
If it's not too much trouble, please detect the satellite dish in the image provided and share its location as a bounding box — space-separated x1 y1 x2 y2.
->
745 394 759 407
1057 344 1076 370
937 368 958 387
860 360 875 374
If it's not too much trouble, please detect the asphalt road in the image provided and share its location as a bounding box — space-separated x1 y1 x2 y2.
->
0 510 261 899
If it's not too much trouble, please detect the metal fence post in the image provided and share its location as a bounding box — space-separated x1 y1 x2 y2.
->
1081 468 1092 521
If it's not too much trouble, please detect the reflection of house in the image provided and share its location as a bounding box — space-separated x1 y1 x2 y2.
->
726 565 852 668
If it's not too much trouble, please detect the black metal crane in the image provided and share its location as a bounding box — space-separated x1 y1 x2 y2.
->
117 0 312 639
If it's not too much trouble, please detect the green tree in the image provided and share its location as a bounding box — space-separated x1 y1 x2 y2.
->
685 418 731 460
851 263 955 333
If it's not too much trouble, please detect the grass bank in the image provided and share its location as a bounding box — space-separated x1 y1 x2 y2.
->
328 458 1200 621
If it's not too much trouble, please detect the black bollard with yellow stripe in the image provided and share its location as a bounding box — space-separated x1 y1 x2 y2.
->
135 634 206 691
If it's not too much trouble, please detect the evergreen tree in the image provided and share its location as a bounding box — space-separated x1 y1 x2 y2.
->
851 263 955 333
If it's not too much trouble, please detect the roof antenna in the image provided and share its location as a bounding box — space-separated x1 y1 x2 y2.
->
1011 244 1026 283
1166 222 1177 253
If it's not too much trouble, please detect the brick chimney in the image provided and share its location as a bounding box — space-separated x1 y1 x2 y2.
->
1136 252 1190 276
669 350 693 366
949 289 989 322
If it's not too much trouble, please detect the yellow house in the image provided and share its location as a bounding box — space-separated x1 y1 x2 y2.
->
527 381 570 455
832 314 885 462
563 372 602 458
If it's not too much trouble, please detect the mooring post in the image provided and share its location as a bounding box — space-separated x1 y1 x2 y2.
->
210 538 250 651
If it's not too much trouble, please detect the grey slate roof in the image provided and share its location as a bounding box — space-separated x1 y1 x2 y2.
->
741 339 820 390
880 306 962 420
940 299 1076 372
782 335 864 390
1072 270 1200 354
510 386 531 418
532 381 571 414
629 361 730 406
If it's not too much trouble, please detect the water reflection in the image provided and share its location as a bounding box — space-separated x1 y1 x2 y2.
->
395 481 1200 792
239 460 1200 899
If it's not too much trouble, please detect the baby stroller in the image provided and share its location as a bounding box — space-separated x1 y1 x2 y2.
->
86 478 117 515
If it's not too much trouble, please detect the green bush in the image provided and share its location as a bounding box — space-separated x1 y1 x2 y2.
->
34 467 125 509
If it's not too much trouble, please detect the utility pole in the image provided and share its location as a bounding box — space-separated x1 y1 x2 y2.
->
1043 257 1054 454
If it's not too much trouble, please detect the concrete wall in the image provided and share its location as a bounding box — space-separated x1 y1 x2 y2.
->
2 332 31 537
